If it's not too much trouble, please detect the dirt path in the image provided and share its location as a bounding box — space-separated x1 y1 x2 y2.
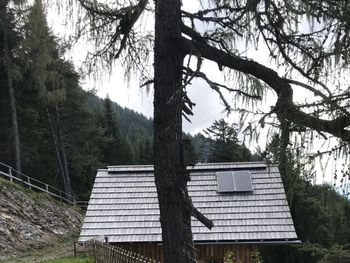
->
6 237 78 263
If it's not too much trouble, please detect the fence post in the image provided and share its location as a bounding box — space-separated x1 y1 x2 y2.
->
28 177 31 190
8 168 13 182
45 184 49 193
94 242 97 263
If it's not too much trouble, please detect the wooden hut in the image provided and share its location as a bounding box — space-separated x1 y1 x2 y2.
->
79 162 299 263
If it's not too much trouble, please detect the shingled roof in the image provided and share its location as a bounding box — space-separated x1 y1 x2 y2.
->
79 162 299 244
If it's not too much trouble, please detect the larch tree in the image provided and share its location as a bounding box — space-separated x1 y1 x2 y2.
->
52 0 350 262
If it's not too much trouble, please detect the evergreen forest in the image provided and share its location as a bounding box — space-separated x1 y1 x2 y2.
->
1 0 350 262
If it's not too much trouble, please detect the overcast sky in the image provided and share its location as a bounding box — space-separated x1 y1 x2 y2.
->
47 0 347 186
47 1 229 134
46 0 305 146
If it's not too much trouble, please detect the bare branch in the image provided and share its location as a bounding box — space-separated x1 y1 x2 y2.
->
192 206 214 230
183 67 262 104
284 78 350 117
308 143 350 159
140 79 154 87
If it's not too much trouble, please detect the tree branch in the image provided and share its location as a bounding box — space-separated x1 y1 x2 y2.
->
177 37 350 142
192 205 214 230
183 67 262 107
181 188 214 230
284 78 350 116
78 0 148 59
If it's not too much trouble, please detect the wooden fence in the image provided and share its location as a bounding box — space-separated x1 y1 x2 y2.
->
85 240 162 263
0 161 76 205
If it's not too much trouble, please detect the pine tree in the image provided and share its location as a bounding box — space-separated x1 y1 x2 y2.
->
262 134 350 263
204 119 253 162
0 1 22 172
60 69 105 199
21 0 71 194
136 136 153 165
183 134 199 166
102 95 121 164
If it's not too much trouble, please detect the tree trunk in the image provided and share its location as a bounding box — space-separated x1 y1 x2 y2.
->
3 20 21 173
46 107 71 195
153 0 195 262
55 105 71 196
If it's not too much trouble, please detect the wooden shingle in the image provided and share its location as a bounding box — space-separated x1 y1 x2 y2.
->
79 162 298 244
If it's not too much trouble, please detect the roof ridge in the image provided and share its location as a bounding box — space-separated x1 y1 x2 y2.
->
107 162 275 173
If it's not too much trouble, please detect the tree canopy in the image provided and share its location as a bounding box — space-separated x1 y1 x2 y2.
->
47 0 350 262
204 118 256 162
62 0 350 172
0 0 156 199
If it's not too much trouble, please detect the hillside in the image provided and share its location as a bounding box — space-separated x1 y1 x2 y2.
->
86 93 153 139
0 178 83 260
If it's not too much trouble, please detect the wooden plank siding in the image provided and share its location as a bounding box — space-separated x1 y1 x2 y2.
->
114 243 256 263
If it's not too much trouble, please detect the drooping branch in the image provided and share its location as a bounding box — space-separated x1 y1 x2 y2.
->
183 67 261 112
308 142 350 160
182 91 196 122
177 36 350 142
181 4 248 36
254 0 349 95
284 78 350 117
78 0 148 59
77 0 132 18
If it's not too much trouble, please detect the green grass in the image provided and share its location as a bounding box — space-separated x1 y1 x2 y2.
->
0 176 51 201
41 256 93 263
0 175 80 210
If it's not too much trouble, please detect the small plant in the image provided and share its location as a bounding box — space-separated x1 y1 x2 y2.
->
224 250 241 263
251 249 263 263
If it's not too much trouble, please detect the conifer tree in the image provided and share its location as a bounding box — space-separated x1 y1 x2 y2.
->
0 1 22 172
205 119 253 162
22 0 72 194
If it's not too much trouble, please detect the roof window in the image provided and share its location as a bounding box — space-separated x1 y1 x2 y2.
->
217 171 253 193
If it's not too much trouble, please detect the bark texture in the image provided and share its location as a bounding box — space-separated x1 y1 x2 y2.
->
153 0 196 262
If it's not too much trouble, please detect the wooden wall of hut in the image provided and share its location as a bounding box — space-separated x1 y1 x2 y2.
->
115 243 256 263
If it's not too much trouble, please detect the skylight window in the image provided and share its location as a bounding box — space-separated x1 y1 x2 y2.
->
217 171 253 193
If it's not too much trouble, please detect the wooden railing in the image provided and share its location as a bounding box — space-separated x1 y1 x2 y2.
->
75 200 89 210
85 240 162 263
0 161 76 205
